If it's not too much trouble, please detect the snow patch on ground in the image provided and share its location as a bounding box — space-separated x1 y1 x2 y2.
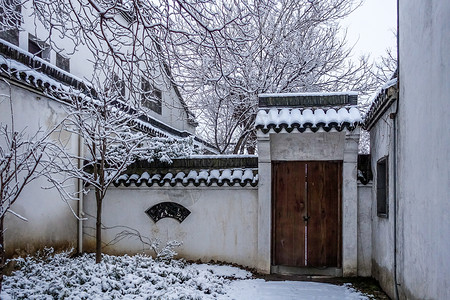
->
220 280 369 300
1 250 370 299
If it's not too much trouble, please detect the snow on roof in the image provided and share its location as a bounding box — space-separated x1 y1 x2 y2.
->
363 76 398 130
114 168 259 187
0 46 216 152
0 39 88 85
0 54 73 93
255 106 362 133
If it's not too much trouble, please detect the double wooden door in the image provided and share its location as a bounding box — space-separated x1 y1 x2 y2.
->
272 161 342 268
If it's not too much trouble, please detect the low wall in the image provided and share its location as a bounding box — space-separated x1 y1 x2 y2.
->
83 185 258 267
83 157 260 268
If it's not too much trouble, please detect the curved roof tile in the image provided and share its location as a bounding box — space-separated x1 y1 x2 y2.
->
255 106 362 133
114 168 258 187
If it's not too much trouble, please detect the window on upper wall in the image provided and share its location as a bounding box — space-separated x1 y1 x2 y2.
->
0 29 19 46
56 52 70 72
113 74 126 99
28 34 50 61
141 77 162 114
376 156 389 217
0 0 21 46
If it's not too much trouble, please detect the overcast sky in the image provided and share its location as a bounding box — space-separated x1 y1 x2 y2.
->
342 0 397 60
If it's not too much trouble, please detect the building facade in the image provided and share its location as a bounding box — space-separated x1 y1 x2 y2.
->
364 2 450 299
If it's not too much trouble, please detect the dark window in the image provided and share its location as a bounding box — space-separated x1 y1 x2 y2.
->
0 0 21 46
113 74 126 98
376 156 389 217
56 52 70 72
28 35 50 61
146 202 191 223
141 77 162 114
0 29 19 46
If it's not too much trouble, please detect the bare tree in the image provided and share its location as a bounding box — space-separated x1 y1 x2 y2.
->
1 0 236 263
371 47 397 85
45 63 197 263
22 0 250 106
0 81 56 291
173 0 380 153
46 66 148 264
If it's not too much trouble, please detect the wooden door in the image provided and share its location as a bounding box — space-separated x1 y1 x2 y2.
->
272 161 342 268
272 161 307 267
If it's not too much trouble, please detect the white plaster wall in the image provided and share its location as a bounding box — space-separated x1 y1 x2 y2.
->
357 182 372 277
396 2 450 299
0 81 78 256
369 106 396 297
270 132 346 161
15 3 195 134
144 84 196 134
83 186 259 268
256 133 271 273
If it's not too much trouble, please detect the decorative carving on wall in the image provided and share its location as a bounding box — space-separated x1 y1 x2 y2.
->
146 202 191 223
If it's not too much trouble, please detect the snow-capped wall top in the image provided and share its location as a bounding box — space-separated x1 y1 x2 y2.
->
363 75 398 130
255 106 362 133
114 168 258 187
258 91 358 108
259 91 359 98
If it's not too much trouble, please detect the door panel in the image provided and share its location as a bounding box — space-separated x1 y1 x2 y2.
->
272 161 342 269
272 161 306 267
307 161 341 268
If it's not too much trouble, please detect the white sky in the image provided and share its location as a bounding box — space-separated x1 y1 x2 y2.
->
341 0 397 60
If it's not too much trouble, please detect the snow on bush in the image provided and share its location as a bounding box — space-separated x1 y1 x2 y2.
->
1 249 251 300
139 136 199 164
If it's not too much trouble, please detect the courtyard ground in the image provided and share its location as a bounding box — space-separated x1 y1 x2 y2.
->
1 249 387 299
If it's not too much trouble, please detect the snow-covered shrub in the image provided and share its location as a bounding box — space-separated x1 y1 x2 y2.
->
137 136 199 164
1 250 251 299
151 239 183 262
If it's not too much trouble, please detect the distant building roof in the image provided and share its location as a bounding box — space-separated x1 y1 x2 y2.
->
0 38 217 152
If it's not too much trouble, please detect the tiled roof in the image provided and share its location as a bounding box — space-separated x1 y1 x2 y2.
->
114 156 258 187
363 74 398 130
255 106 362 133
0 39 217 152
114 168 258 187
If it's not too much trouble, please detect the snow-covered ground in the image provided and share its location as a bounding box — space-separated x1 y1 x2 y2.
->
1 250 370 299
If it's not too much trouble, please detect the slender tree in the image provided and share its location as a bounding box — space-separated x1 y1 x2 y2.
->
45 64 197 263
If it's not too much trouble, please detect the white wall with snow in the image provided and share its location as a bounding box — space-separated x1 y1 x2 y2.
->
369 2 450 299
0 80 78 256
82 185 259 268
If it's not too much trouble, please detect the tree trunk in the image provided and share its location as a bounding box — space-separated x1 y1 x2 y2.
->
233 132 247 154
95 193 102 264
0 217 5 292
